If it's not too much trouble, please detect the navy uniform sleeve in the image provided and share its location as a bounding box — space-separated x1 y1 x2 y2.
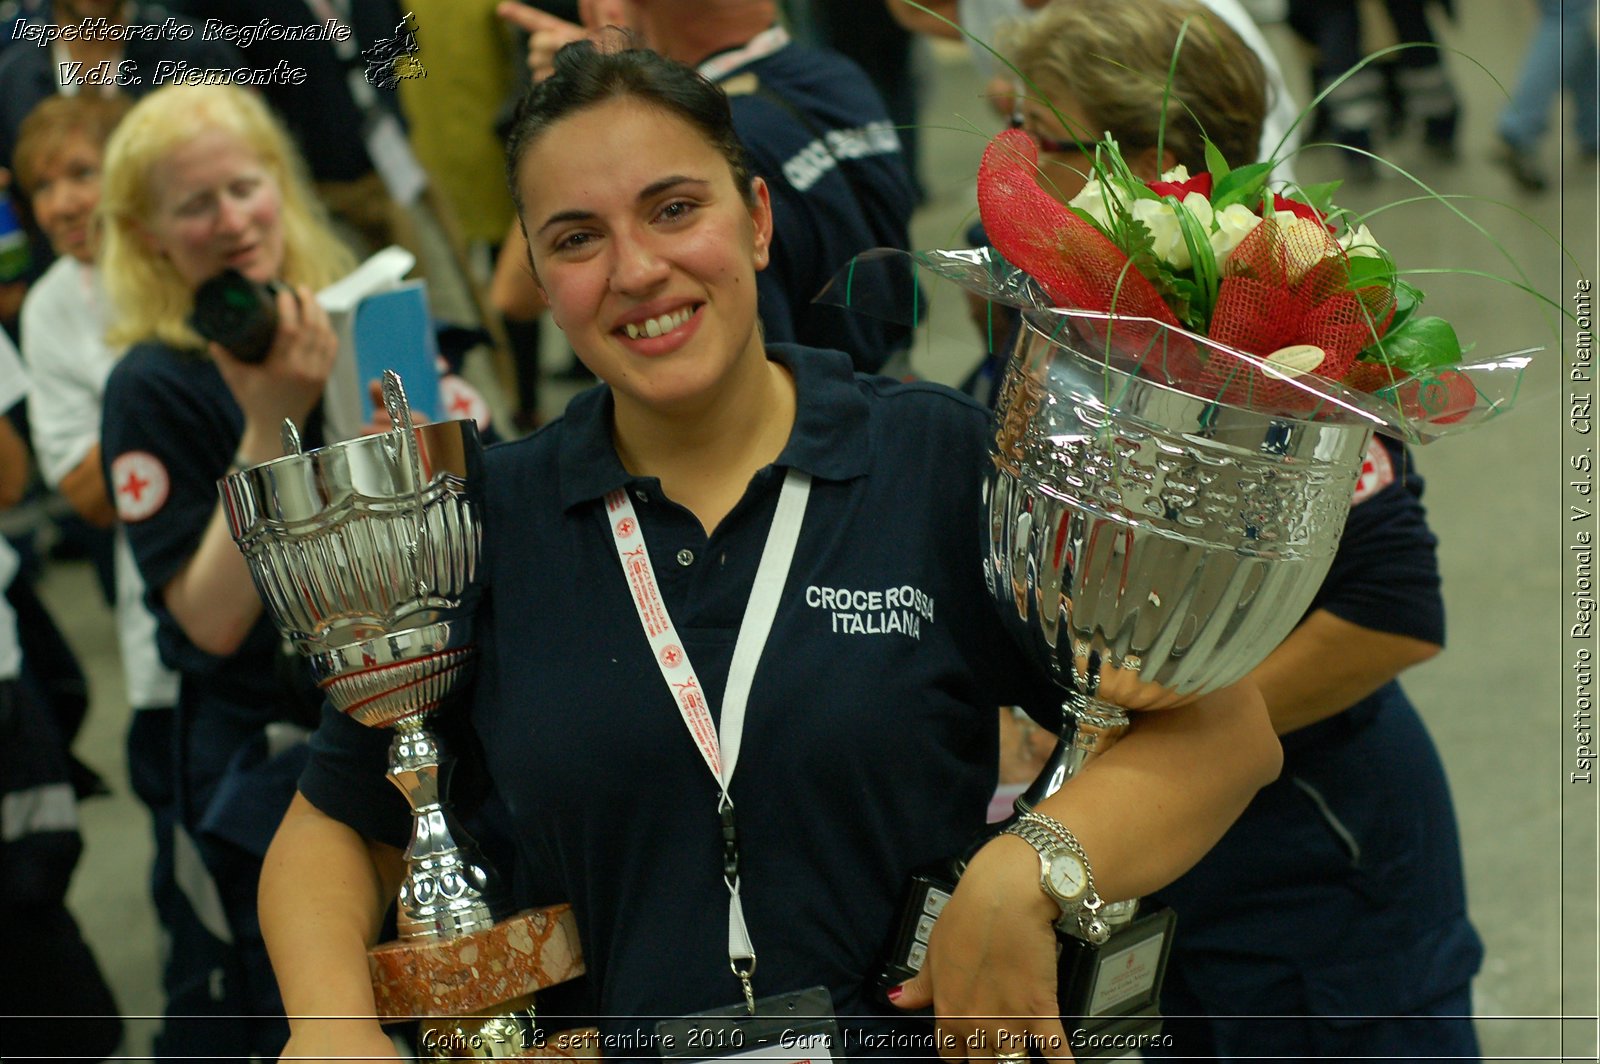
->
298 702 411 848
740 106 807 348
101 348 234 604
1310 435 1445 647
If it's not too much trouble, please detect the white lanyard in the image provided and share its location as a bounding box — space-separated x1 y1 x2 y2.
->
696 24 790 83
605 468 811 1009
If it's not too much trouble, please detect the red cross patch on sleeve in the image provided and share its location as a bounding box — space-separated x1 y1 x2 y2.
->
1351 438 1395 505
110 451 171 523
439 374 491 431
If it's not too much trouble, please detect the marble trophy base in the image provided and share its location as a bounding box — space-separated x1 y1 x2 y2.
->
371 903 585 1023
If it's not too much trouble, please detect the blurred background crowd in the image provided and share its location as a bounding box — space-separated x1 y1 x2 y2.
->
0 0 1594 1060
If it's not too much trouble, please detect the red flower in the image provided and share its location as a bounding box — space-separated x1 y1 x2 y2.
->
1147 171 1213 200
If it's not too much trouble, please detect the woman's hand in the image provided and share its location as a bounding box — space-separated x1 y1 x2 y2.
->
278 1018 399 1063
891 834 1074 1061
496 0 628 82
211 284 337 462
359 379 433 437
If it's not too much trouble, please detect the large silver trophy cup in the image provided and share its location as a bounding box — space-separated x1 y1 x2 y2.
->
991 313 1370 1048
220 374 585 1057
882 313 1373 1058
988 312 1370 769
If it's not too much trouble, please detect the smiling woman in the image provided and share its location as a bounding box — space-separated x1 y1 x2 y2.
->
258 41 1281 1063
516 93 786 530
91 83 355 1060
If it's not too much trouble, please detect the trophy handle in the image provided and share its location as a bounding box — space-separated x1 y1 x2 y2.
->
381 369 432 600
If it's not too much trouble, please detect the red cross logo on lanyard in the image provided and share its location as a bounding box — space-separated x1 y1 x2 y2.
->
1351 438 1395 505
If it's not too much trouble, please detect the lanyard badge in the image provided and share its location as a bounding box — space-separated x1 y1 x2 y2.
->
657 985 839 1063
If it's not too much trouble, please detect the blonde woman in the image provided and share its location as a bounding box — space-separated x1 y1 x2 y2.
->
97 82 355 1060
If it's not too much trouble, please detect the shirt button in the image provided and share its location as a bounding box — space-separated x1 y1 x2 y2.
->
635 489 650 503
676 548 695 567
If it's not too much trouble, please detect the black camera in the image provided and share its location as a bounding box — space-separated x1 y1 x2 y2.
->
189 268 286 364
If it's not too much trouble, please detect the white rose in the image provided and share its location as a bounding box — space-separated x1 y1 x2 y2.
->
1158 164 1191 183
1337 222 1384 259
1131 198 1190 269
1068 178 1115 230
1209 203 1263 263
1272 214 1332 283
1180 190 1214 229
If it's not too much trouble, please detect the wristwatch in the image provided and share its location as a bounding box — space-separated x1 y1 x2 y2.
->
1002 813 1111 945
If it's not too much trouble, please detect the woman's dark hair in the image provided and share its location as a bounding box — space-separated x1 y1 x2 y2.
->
505 38 755 211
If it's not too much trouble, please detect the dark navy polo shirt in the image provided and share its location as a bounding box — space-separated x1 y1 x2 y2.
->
723 42 919 373
1151 436 1481 1022
301 344 1059 1053
1307 435 1442 646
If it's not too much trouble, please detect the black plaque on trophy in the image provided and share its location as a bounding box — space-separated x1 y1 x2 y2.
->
879 864 1175 1063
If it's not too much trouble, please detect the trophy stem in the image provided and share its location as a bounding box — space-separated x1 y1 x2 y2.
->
388 717 505 940
1016 692 1131 811
1015 693 1140 933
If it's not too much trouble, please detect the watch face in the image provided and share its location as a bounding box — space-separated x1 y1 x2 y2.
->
1045 852 1087 903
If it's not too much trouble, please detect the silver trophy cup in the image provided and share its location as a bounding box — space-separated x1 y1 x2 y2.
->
987 311 1372 766
986 312 1373 1052
220 374 584 1055
221 374 495 937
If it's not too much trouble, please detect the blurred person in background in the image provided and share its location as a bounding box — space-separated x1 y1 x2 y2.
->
1494 0 1597 192
171 0 422 258
11 91 219 1059
1001 3 1483 1059
0 0 237 335
1285 0 1461 180
787 0 926 201
882 0 1302 175
0 328 122 1064
97 82 354 1061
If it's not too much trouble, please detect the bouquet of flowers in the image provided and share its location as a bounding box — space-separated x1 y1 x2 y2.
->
972 126 1510 431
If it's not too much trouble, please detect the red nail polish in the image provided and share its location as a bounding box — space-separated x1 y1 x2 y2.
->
887 985 903 1002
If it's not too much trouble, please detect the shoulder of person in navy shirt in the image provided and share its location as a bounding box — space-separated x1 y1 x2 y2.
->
992 3 1484 1060
259 39 1279 1062
96 81 356 1059
711 24 918 373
